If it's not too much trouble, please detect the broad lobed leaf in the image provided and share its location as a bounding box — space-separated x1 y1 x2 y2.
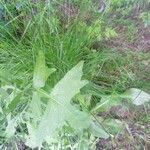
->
26 59 92 148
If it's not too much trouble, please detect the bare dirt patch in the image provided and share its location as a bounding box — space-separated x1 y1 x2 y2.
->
106 23 150 52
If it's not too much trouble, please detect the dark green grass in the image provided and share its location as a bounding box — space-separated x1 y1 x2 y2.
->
0 0 149 108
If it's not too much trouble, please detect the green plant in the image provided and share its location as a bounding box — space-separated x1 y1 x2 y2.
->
0 0 150 149
140 12 150 27
1 51 149 148
0 51 110 149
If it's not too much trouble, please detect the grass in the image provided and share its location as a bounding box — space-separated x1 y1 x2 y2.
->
0 0 149 149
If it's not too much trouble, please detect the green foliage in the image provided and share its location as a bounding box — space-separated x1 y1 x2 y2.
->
140 12 150 27
90 121 109 138
33 51 56 89
125 88 150 106
101 118 123 135
26 57 88 148
92 88 150 114
0 0 149 149
0 51 111 148
91 94 122 113
25 51 109 148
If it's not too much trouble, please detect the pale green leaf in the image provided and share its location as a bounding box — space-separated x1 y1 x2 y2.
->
0 87 8 100
30 51 56 123
78 140 89 150
89 121 109 139
126 88 150 105
91 95 122 113
51 61 88 103
5 115 17 138
26 61 89 148
25 123 37 148
29 92 42 121
0 106 3 114
66 105 90 130
1 85 20 108
33 51 56 89
103 119 123 135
